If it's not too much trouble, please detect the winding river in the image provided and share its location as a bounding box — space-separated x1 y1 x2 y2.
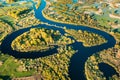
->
1 0 116 80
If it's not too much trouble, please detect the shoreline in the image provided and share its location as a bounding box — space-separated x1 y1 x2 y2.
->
42 10 112 34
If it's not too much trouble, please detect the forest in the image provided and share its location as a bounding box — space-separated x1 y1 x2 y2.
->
65 29 107 47
0 0 41 44
11 28 74 52
0 46 76 80
0 0 120 80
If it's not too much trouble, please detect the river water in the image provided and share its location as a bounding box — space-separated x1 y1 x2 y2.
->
1 0 117 80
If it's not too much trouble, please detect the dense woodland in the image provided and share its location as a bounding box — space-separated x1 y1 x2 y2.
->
65 29 107 47
12 28 74 52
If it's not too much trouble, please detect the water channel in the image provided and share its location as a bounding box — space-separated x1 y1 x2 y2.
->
1 0 117 80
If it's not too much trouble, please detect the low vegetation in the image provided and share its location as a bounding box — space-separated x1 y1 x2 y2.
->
0 52 35 79
65 29 107 47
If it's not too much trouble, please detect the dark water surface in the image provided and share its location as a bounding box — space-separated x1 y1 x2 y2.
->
99 63 119 80
1 0 117 80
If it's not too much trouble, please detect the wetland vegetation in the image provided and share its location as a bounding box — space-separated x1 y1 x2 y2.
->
0 0 120 80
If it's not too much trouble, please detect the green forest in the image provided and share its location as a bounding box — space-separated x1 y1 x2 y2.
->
0 0 120 80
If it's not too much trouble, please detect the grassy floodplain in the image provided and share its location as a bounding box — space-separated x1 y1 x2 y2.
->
0 53 36 79
43 0 120 32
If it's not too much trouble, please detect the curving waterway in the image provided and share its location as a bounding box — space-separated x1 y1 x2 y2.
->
1 0 116 80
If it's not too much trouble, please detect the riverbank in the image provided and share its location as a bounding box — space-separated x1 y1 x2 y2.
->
85 47 120 80
0 0 117 80
42 10 112 34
